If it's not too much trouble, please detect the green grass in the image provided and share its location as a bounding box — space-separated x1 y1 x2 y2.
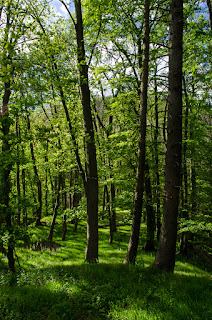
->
0 222 211 320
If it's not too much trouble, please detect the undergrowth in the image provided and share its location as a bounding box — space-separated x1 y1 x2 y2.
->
0 222 211 320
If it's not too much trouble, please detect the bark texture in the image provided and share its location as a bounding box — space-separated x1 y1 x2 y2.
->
74 0 98 262
153 0 183 272
143 163 155 251
124 0 150 264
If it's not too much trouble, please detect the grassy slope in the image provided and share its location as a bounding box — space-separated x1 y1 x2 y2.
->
0 222 211 320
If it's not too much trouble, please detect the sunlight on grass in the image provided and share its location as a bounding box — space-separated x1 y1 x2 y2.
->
1 223 211 320
110 307 160 320
175 260 211 278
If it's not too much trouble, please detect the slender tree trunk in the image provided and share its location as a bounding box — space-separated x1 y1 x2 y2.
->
124 0 150 264
47 174 61 241
62 172 67 240
182 76 189 218
207 0 212 30
143 163 155 251
22 167 27 226
72 190 82 233
190 162 196 215
74 0 98 262
180 76 189 254
104 185 113 244
107 115 116 234
190 83 196 217
154 70 161 240
16 117 21 225
1 9 14 273
102 184 107 220
27 115 42 226
153 0 183 272
31 147 42 226
110 182 116 233
0 80 15 272
45 141 49 216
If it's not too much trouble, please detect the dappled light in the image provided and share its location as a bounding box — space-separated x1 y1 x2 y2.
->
1 224 211 319
0 0 211 319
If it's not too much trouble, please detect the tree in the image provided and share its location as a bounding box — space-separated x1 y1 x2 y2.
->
153 0 183 272
124 0 150 264
207 0 212 29
0 0 29 273
73 0 98 262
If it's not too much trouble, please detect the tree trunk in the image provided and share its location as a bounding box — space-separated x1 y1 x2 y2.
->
143 163 155 251
16 117 21 225
45 141 49 217
62 173 67 241
110 182 116 233
154 70 161 240
190 82 196 216
27 115 42 226
207 0 212 30
124 0 150 264
72 190 82 233
153 0 183 272
0 81 15 272
22 167 27 226
102 184 107 220
47 174 61 241
182 75 189 218
104 185 113 244
180 75 189 254
74 0 98 263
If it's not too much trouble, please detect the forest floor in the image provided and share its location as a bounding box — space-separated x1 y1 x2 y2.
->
0 221 212 320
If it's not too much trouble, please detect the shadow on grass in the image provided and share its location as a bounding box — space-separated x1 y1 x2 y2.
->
1 223 211 319
0 263 211 320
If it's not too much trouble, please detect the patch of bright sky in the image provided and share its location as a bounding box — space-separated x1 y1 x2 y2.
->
51 0 74 17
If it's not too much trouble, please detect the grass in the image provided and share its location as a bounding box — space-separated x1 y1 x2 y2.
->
0 221 211 320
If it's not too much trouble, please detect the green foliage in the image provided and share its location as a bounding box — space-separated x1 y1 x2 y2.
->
0 0 211 289
179 219 212 235
0 224 211 320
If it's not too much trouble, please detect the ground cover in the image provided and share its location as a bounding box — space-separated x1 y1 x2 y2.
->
0 222 211 320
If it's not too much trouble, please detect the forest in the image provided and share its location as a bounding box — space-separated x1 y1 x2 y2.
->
0 0 211 319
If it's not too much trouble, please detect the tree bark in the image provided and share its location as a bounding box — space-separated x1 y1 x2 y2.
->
74 0 98 262
22 167 27 226
16 117 21 225
27 115 42 226
207 0 212 30
62 172 67 240
154 69 161 240
190 82 196 216
124 0 150 264
143 163 155 251
47 174 61 241
110 182 116 233
45 141 49 217
153 0 183 272
180 75 189 254
0 81 15 273
72 190 82 233
182 75 189 218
